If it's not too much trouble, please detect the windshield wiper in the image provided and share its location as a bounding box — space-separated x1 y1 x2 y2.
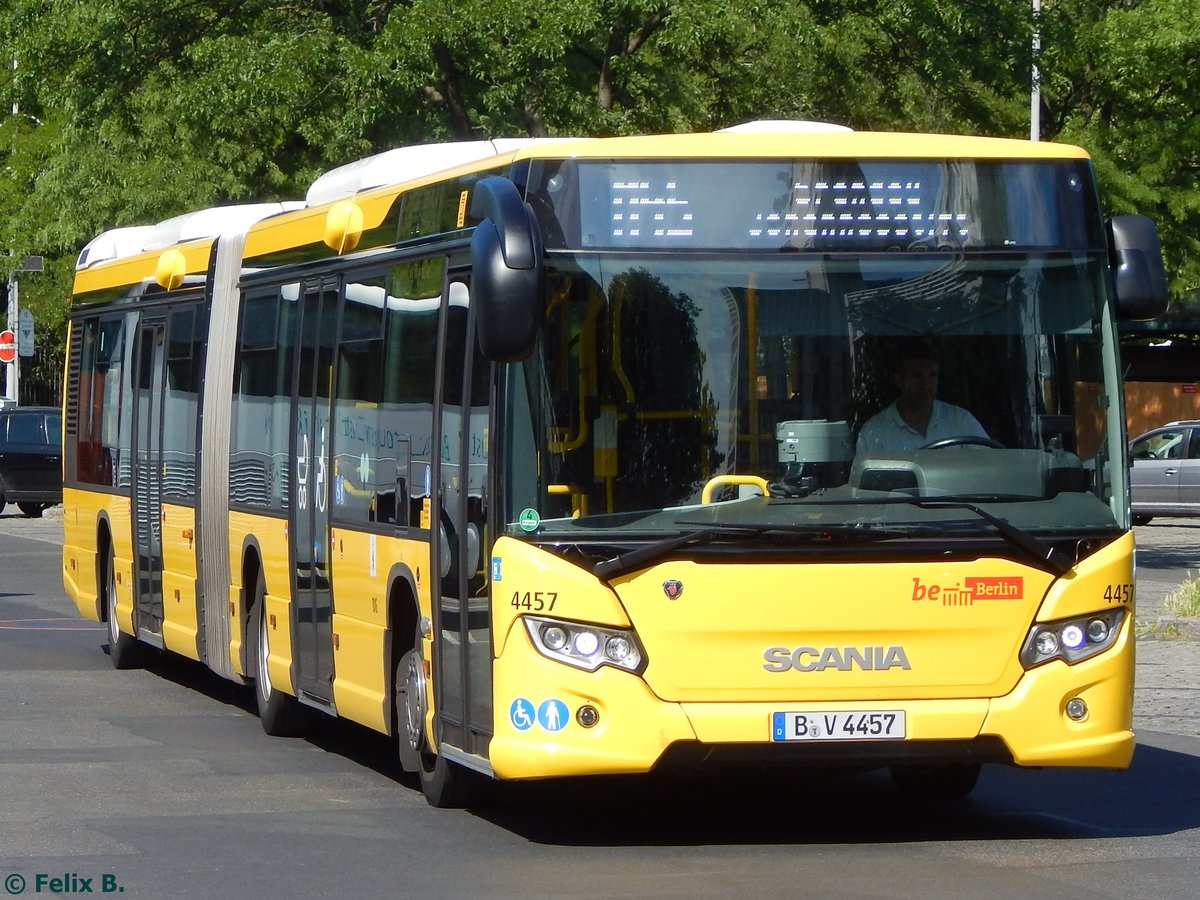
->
591 521 896 580
592 526 760 581
913 498 1074 576
748 494 1070 578
591 497 1073 580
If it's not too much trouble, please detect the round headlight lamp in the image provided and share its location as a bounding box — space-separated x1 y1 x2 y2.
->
604 636 633 663
1061 624 1086 650
572 631 600 657
1086 618 1110 642
1035 630 1059 656
542 625 568 652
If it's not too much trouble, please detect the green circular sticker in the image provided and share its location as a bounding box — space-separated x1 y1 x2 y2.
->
518 508 541 532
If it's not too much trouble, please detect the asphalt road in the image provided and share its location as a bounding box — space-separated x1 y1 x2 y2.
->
3 508 1200 898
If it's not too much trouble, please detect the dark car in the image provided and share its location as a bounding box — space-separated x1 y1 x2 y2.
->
1129 420 1200 525
0 405 62 517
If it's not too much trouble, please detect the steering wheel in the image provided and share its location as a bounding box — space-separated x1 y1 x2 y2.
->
920 435 1006 450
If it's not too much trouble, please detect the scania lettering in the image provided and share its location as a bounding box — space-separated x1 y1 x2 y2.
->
763 645 912 672
63 122 1167 806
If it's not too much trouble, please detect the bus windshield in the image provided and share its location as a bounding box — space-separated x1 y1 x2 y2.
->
502 247 1121 541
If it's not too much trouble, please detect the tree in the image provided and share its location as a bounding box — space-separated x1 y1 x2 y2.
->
0 0 1197 316
1036 0 1200 304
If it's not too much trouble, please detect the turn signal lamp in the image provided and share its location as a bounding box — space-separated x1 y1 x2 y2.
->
324 199 364 254
154 248 188 290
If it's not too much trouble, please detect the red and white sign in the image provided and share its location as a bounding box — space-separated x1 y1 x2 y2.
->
0 330 16 364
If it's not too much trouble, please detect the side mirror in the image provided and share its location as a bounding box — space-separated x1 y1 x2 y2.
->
470 176 544 361
1108 214 1168 320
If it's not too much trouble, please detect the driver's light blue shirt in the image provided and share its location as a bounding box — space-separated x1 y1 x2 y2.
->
856 400 988 454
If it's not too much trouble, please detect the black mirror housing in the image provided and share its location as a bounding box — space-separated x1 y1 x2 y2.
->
470 176 544 361
1108 214 1168 320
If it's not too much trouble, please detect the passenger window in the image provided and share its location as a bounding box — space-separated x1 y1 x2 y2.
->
1133 430 1184 461
7 413 41 444
332 271 386 525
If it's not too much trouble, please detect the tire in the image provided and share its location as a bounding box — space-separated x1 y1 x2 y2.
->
395 634 424 774
395 622 479 808
252 572 306 737
1132 515 1152 526
104 545 144 669
889 762 981 801
418 746 481 809
18 502 45 518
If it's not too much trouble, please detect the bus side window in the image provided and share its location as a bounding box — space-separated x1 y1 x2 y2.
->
333 273 386 525
77 316 133 488
163 306 200 498
383 257 444 528
231 292 283 508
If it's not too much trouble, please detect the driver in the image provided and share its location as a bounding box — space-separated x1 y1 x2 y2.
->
855 343 990 454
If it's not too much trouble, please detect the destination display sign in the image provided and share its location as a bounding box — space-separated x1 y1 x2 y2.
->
531 158 1102 253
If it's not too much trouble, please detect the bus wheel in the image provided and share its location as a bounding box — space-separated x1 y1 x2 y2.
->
104 546 143 669
889 763 981 801
253 573 305 737
395 625 478 808
395 632 425 773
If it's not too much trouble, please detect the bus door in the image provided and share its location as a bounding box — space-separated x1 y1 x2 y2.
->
132 316 166 639
292 278 339 703
431 276 494 760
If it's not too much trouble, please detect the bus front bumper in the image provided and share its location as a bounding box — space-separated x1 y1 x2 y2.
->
488 625 1135 780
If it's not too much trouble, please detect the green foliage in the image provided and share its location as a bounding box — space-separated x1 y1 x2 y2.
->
1165 572 1200 619
1 0 1198 377
1044 0 1200 306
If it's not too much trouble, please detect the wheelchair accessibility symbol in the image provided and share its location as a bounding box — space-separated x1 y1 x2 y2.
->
509 698 535 731
510 697 568 732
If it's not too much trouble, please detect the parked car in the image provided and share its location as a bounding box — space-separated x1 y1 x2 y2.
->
0 405 62 517
1129 420 1200 525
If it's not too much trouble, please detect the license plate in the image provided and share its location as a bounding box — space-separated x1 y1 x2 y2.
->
771 710 906 742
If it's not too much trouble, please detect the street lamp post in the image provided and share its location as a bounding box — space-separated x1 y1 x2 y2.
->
1031 0 1041 142
3 272 17 405
4 257 44 405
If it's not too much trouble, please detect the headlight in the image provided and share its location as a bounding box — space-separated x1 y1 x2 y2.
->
524 616 645 673
1019 609 1125 669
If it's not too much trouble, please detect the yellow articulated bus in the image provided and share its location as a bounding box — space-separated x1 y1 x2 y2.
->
64 122 1167 806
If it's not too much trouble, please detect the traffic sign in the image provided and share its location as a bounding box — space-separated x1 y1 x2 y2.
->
18 309 33 358
0 330 16 364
